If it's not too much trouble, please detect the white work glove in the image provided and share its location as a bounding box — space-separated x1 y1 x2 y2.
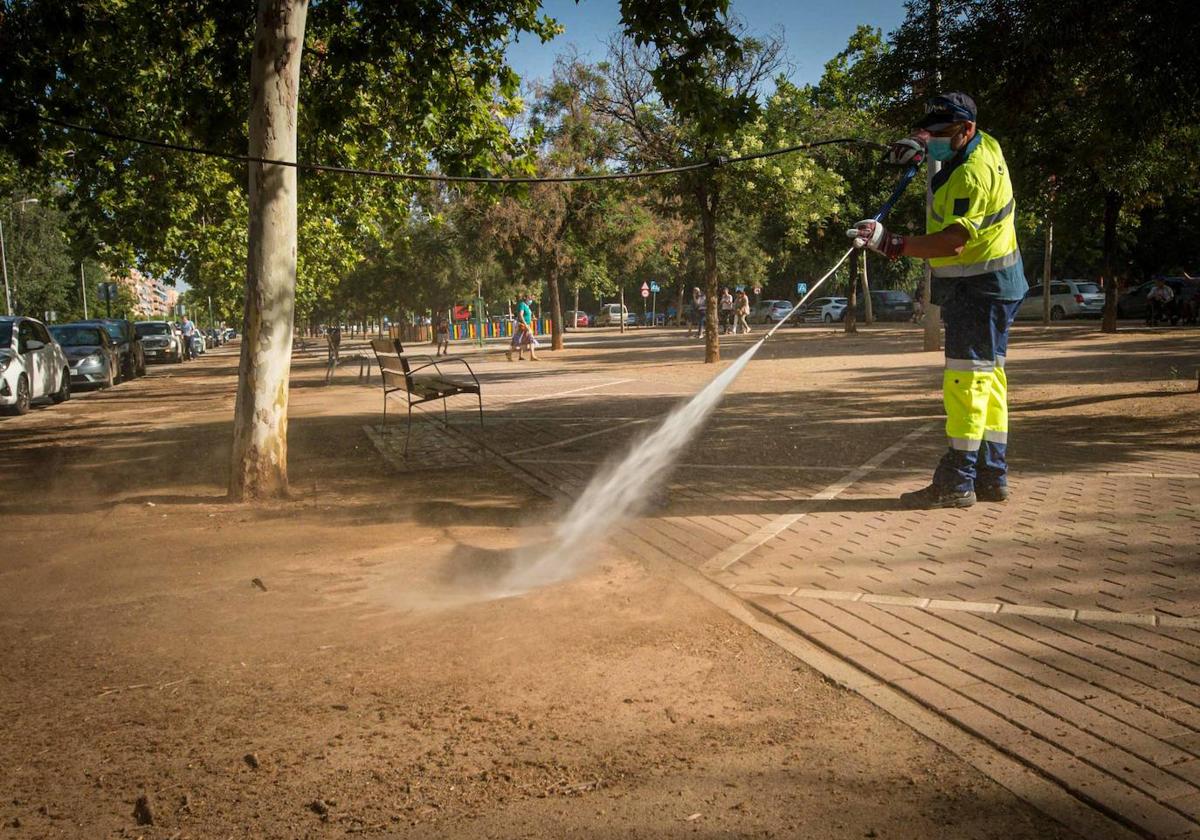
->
883 136 926 167
846 219 906 259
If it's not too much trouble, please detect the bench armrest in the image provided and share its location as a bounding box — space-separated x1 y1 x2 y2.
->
407 356 480 388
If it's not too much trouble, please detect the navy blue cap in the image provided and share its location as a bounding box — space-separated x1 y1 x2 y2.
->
916 92 977 130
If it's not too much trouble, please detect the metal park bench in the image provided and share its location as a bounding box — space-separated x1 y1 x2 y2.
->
368 338 483 457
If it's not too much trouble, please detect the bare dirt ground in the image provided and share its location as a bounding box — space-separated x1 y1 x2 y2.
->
4 325 1171 839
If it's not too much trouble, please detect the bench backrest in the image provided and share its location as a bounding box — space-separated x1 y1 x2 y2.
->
369 338 414 392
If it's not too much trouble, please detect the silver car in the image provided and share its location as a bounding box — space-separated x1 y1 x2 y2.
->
136 320 184 363
1017 279 1105 320
48 323 120 389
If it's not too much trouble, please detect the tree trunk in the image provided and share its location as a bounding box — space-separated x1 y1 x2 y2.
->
675 284 685 327
844 252 858 334
1101 190 1122 334
861 254 873 325
547 262 564 350
698 184 720 363
229 0 308 501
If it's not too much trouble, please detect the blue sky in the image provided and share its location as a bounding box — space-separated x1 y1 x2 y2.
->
505 0 910 89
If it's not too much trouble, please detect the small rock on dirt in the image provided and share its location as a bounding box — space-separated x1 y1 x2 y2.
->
243 753 260 769
251 578 268 592
133 794 154 825
309 799 329 818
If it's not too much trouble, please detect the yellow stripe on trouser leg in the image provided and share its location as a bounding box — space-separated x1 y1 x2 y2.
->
983 365 1008 442
943 368 992 450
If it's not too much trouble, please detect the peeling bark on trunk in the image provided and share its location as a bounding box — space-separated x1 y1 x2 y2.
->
229 0 308 501
547 262 564 350
1101 190 1122 334
697 183 720 364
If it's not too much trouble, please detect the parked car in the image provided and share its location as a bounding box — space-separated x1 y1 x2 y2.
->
1117 277 1200 321
564 310 590 328
204 328 223 347
48 323 120 389
88 318 145 380
136 320 184 363
189 331 206 356
751 299 795 324
857 289 916 321
800 296 847 323
594 303 633 327
0 316 71 414
1017 279 1105 320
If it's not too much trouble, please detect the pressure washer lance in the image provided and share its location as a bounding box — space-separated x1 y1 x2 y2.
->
763 163 921 340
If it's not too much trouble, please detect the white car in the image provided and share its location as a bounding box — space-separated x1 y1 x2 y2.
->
595 303 634 326
802 296 849 323
0 316 71 415
1016 279 1105 320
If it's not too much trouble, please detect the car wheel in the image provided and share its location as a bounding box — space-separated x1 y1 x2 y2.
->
1050 305 1065 321
4 374 31 415
823 313 833 323
50 369 71 403
102 365 115 389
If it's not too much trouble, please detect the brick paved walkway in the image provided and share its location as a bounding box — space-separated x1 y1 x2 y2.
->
368 326 1200 838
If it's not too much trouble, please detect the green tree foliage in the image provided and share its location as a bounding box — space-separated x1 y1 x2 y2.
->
876 0 1200 330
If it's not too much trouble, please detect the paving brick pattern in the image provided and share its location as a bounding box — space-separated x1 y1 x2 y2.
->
366 333 1200 837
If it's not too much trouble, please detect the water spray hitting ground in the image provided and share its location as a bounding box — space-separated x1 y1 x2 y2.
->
493 247 861 596
496 339 764 593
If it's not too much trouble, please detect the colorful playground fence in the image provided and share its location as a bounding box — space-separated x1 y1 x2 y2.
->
450 318 552 341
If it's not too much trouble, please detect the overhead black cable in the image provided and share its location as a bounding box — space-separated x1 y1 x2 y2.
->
16 109 885 184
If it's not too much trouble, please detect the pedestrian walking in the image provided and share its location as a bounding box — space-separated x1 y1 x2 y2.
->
733 290 752 334
506 293 540 361
690 287 707 338
179 316 196 361
719 288 734 334
849 92 1028 509
435 313 450 356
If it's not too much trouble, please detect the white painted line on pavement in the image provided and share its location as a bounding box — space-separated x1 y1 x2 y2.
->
505 417 653 457
702 421 938 573
506 378 636 404
510 458 914 474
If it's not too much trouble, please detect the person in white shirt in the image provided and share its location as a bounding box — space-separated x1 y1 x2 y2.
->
719 288 734 334
690 287 707 338
1147 277 1175 326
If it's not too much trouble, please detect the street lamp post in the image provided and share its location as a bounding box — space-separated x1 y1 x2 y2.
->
0 198 41 316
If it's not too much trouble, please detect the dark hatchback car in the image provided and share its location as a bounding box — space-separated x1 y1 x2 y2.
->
85 318 145 381
855 289 915 321
1117 277 1200 321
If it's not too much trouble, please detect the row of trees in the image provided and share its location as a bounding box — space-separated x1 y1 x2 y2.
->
2 0 1196 498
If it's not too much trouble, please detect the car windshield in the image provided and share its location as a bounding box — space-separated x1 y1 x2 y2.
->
877 291 908 301
1075 283 1101 294
101 322 124 340
50 326 104 347
136 322 170 337
0 321 11 348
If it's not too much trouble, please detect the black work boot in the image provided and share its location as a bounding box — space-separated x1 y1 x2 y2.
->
900 484 976 510
976 484 1010 503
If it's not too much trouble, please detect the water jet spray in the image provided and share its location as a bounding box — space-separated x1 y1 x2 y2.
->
495 165 921 595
